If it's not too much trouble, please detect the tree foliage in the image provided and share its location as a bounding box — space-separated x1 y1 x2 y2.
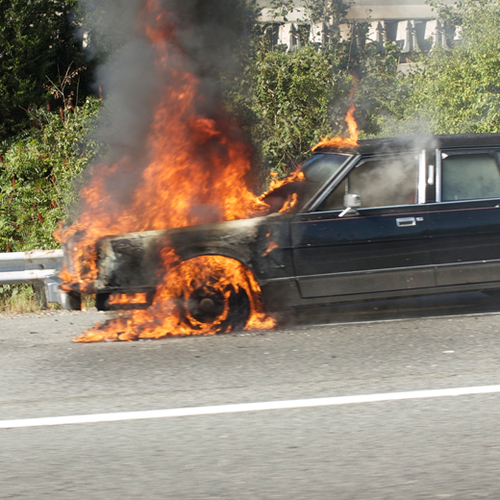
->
377 0 500 136
0 97 101 252
250 45 340 172
0 0 89 142
240 11 400 175
6 0 500 254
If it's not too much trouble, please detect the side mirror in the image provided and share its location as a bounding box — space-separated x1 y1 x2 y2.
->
339 193 361 218
343 193 361 208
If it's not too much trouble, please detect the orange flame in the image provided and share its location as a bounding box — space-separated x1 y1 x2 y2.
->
61 0 293 342
262 241 279 257
278 193 298 214
59 4 271 295
73 253 274 343
108 293 148 306
258 170 306 202
312 104 359 151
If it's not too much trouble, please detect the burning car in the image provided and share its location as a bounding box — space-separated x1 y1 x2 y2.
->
54 1 500 342
61 133 500 341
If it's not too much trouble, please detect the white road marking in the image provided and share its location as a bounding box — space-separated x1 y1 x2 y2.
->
1 385 499 429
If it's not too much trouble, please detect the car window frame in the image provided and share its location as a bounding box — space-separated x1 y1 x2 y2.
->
306 150 428 214
301 153 358 213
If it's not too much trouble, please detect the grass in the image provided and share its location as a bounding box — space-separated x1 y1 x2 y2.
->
0 285 96 314
0 285 46 314
82 294 96 310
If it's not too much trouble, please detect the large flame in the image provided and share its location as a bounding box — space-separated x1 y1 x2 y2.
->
59 0 304 342
312 104 359 151
75 252 274 343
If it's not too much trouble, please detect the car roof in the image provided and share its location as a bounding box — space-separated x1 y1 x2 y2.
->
316 133 500 155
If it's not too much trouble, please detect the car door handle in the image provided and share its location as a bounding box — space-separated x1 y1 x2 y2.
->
396 217 417 227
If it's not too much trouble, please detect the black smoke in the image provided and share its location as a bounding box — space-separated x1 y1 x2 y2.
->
74 0 258 208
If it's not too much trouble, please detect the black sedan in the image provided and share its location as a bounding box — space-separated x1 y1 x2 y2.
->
80 133 500 328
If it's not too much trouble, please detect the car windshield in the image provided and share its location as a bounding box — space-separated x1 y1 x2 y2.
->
262 153 350 214
301 153 350 184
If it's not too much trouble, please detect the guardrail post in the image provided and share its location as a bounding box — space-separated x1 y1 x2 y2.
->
34 284 48 309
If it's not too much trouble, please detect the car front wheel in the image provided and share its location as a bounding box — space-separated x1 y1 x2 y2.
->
169 256 253 334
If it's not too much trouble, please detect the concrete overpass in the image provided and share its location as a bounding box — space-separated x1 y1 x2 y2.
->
257 0 456 55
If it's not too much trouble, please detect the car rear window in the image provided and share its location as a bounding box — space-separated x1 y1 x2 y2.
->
442 153 500 201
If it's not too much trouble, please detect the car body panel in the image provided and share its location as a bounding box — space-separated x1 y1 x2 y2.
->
94 215 296 293
291 206 433 298
428 200 500 286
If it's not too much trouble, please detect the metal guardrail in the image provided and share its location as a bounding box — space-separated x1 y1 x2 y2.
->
0 250 80 310
0 249 63 285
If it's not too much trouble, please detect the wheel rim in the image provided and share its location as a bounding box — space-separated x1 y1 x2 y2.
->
186 286 225 323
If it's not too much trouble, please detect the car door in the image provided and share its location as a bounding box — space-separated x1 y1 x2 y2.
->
428 148 500 287
291 151 435 298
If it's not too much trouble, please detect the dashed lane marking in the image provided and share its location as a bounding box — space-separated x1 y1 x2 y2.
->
1 384 499 429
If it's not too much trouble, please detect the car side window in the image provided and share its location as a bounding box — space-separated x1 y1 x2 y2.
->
441 152 500 201
318 156 418 210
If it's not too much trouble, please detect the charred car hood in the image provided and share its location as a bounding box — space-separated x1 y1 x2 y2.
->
94 213 292 293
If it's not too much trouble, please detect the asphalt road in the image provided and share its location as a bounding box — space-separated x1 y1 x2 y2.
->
1 293 500 499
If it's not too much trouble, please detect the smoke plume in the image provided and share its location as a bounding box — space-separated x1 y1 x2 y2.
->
77 0 254 209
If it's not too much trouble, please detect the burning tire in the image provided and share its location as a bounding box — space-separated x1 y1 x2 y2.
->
165 255 258 334
73 255 274 343
183 283 250 333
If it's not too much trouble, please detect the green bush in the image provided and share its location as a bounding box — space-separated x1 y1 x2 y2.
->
251 45 341 172
376 0 500 136
0 97 102 252
0 0 89 142
242 36 400 178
